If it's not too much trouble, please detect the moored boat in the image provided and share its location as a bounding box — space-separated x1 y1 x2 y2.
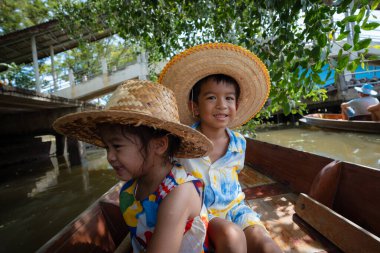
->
300 113 380 134
37 139 380 253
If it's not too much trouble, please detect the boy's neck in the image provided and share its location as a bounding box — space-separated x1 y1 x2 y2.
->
199 123 229 163
198 124 228 141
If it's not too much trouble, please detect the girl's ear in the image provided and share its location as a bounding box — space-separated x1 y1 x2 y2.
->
151 136 169 156
188 100 200 118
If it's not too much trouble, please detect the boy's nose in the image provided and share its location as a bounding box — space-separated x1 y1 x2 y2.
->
216 98 227 109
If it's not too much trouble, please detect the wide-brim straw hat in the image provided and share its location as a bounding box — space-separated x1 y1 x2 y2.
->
354 83 378 96
53 80 213 158
158 43 270 128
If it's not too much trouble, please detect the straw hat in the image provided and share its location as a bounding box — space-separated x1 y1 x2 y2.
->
158 43 270 128
354 83 378 96
53 80 213 158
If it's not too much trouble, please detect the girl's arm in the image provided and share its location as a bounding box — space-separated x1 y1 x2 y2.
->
146 181 202 253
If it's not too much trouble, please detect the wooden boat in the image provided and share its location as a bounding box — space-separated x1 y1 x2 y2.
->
299 113 380 134
37 139 380 253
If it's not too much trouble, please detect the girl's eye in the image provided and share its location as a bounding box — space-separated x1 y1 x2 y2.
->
113 144 123 149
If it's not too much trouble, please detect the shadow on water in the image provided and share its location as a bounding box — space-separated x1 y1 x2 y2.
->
254 124 380 169
0 150 118 253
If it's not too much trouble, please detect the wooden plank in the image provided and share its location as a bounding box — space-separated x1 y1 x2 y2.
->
246 193 326 252
239 165 274 188
243 183 291 200
246 139 333 194
295 193 380 253
333 162 380 237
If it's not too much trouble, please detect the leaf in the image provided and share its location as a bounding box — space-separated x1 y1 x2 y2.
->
353 38 372 51
312 72 323 84
342 43 352 51
356 7 365 22
283 102 291 115
336 31 349 41
371 0 380 10
342 15 357 23
347 61 357 72
337 55 349 70
317 34 327 47
362 22 380 31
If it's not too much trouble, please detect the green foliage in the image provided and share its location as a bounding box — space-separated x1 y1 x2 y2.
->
54 1 378 121
0 63 37 89
4 0 378 132
0 0 55 35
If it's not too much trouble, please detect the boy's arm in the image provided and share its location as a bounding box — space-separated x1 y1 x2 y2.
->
146 182 202 253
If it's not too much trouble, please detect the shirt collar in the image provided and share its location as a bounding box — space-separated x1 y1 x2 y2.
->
191 122 240 153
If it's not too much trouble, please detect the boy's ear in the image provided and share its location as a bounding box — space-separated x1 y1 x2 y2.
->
188 100 200 117
151 136 169 155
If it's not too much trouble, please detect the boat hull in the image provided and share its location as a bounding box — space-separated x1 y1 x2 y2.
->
300 113 380 133
38 139 380 253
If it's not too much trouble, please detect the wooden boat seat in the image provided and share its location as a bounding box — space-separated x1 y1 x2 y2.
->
295 161 380 253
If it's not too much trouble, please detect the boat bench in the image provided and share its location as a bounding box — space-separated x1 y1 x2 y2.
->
295 160 380 253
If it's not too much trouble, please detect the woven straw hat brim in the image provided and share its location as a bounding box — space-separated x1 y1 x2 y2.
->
53 110 213 158
158 43 270 129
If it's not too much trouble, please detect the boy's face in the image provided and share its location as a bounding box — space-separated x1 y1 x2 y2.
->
192 79 238 130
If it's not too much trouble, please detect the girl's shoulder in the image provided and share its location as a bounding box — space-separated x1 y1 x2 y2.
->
170 163 200 184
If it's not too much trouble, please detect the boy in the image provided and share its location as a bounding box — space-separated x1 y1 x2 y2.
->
159 43 282 253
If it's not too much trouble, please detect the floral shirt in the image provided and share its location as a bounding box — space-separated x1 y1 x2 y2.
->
119 163 209 253
178 123 246 219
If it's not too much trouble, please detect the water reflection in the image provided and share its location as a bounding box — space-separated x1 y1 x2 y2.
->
0 150 118 253
255 126 380 169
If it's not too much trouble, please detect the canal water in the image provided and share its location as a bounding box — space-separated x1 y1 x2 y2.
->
0 126 379 253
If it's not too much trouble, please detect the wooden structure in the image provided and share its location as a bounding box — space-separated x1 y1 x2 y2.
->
300 113 380 134
37 139 380 253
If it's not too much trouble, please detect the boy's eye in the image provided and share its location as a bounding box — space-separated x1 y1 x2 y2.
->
206 96 216 100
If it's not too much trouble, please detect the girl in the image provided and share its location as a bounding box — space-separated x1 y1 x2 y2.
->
53 80 213 253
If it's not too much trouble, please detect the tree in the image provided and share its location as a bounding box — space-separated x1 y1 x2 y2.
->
55 0 380 118
0 0 55 35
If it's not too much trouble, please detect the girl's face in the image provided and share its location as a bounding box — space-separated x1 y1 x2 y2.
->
193 79 238 130
99 125 147 181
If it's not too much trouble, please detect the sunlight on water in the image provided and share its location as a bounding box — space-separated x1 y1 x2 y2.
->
255 126 380 169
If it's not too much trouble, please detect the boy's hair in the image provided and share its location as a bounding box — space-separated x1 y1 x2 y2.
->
98 124 181 160
189 74 240 103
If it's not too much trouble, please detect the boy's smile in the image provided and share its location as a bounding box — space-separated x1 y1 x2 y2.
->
195 79 238 129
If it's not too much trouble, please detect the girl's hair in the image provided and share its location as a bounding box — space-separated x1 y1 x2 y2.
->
189 74 240 103
98 124 181 161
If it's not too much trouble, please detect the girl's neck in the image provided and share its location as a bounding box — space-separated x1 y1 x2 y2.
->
135 160 172 200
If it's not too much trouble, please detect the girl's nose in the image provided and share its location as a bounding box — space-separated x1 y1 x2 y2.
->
107 150 116 162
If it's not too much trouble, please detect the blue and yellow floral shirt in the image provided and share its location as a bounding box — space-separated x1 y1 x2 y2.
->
178 122 246 219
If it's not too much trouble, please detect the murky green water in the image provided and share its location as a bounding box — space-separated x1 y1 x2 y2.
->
255 125 380 169
0 151 118 253
0 126 379 253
